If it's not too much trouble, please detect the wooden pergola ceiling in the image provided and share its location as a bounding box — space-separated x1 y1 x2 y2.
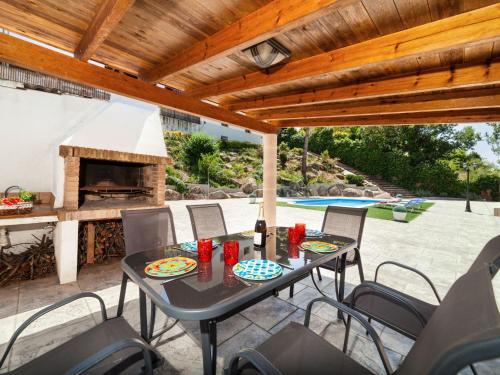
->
0 0 499 132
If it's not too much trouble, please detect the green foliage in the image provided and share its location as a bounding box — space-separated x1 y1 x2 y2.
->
486 123 500 163
278 128 303 148
346 174 364 186
471 173 499 201
320 150 329 160
455 126 482 151
166 175 187 193
183 132 218 170
219 139 259 151
197 153 222 182
278 142 290 168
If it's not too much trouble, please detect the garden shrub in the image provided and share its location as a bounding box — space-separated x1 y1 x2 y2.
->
220 139 259 151
183 133 218 170
346 174 365 186
471 173 499 201
166 175 187 193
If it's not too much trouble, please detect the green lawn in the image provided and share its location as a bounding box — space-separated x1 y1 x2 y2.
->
277 201 434 223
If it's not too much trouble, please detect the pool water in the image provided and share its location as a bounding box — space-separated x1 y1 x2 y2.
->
292 197 383 207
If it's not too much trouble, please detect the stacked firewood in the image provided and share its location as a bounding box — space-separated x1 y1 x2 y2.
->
78 220 125 265
0 234 55 286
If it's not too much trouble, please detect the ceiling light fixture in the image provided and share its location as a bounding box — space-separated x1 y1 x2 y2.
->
242 38 291 69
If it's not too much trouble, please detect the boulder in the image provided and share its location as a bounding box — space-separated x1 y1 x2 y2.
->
244 166 254 173
229 192 247 198
241 177 257 194
328 185 342 196
185 192 205 200
374 192 392 199
165 188 182 200
335 173 345 180
188 186 204 194
317 185 329 196
342 188 364 197
364 189 378 198
255 189 263 198
209 190 230 199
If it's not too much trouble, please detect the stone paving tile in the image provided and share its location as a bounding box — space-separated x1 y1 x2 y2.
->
1 199 499 373
268 307 330 336
217 324 271 372
178 313 252 345
276 282 308 301
0 281 19 320
240 296 297 331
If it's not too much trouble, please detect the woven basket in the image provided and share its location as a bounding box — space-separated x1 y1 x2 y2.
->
0 201 33 216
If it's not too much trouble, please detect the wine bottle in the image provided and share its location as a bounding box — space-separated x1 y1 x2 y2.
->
254 203 267 248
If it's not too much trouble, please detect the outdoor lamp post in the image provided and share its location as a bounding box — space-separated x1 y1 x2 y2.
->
463 162 477 213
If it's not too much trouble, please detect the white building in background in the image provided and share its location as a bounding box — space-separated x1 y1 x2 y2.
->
160 108 262 144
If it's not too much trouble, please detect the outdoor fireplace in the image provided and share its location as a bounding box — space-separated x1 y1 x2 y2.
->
59 145 170 221
78 158 152 208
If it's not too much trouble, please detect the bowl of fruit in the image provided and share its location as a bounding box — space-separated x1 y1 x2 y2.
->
0 191 34 216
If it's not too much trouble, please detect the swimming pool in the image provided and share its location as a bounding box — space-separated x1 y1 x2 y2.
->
291 197 383 208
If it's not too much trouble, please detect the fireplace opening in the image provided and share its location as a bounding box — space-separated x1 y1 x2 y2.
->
78 158 153 209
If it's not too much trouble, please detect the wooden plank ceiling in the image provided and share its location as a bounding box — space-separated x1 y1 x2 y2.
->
0 0 499 131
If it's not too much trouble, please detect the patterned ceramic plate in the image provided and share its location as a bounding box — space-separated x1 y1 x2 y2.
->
232 259 282 281
300 241 338 253
305 229 323 237
180 240 220 253
240 230 255 238
145 257 197 278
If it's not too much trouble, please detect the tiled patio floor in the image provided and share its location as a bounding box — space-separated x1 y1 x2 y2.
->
0 199 499 374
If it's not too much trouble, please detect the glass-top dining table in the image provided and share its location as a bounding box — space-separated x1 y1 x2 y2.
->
121 226 356 375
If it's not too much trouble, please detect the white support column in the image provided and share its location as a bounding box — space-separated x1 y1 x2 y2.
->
263 133 277 227
54 220 79 284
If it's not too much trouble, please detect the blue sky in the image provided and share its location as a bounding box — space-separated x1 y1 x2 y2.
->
456 123 498 166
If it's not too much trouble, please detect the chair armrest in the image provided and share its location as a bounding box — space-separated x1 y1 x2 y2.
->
304 297 393 375
375 261 441 303
349 281 429 329
228 348 283 375
63 338 154 375
0 292 107 368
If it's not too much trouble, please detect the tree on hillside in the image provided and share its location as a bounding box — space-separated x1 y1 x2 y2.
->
301 128 310 184
486 123 500 163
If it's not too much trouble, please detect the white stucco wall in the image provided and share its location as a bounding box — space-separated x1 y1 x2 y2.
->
0 86 167 259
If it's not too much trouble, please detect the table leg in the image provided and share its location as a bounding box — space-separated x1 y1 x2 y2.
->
200 320 217 375
337 253 347 320
139 289 148 340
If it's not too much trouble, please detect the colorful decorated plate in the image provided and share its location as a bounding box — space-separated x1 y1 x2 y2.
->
240 230 255 238
232 259 282 281
180 240 220 253
305 229 323 237
300 241 338 253
145 256 197 278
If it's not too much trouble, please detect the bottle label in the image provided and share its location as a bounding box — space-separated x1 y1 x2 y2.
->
254 232 262 246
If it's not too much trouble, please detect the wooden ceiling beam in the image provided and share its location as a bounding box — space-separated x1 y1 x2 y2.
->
75 0 136 61
0 33 275 134
225 62 500 111
250 92 500 120
270 109 500 127
140 0 356 83
186 4 500 99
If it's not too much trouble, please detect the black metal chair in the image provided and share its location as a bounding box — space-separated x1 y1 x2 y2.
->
186 203 228 240
118 207 177 341
342 234 500 343
228 262 500 375
300 206 367 299
0 292 162 375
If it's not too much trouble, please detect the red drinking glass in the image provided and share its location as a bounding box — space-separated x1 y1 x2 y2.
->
197 239 213 262
288 227 300 244
295 223 306 239
288 244 300 259
198 261 212 282
223 240 240 266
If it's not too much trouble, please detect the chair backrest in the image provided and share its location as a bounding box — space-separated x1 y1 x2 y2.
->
467 235 500 277
397 263 500 375
121 207 177 255
321 206 368 249
186 203 228 240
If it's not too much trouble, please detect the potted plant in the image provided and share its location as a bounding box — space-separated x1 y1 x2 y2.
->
392 205 407 222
